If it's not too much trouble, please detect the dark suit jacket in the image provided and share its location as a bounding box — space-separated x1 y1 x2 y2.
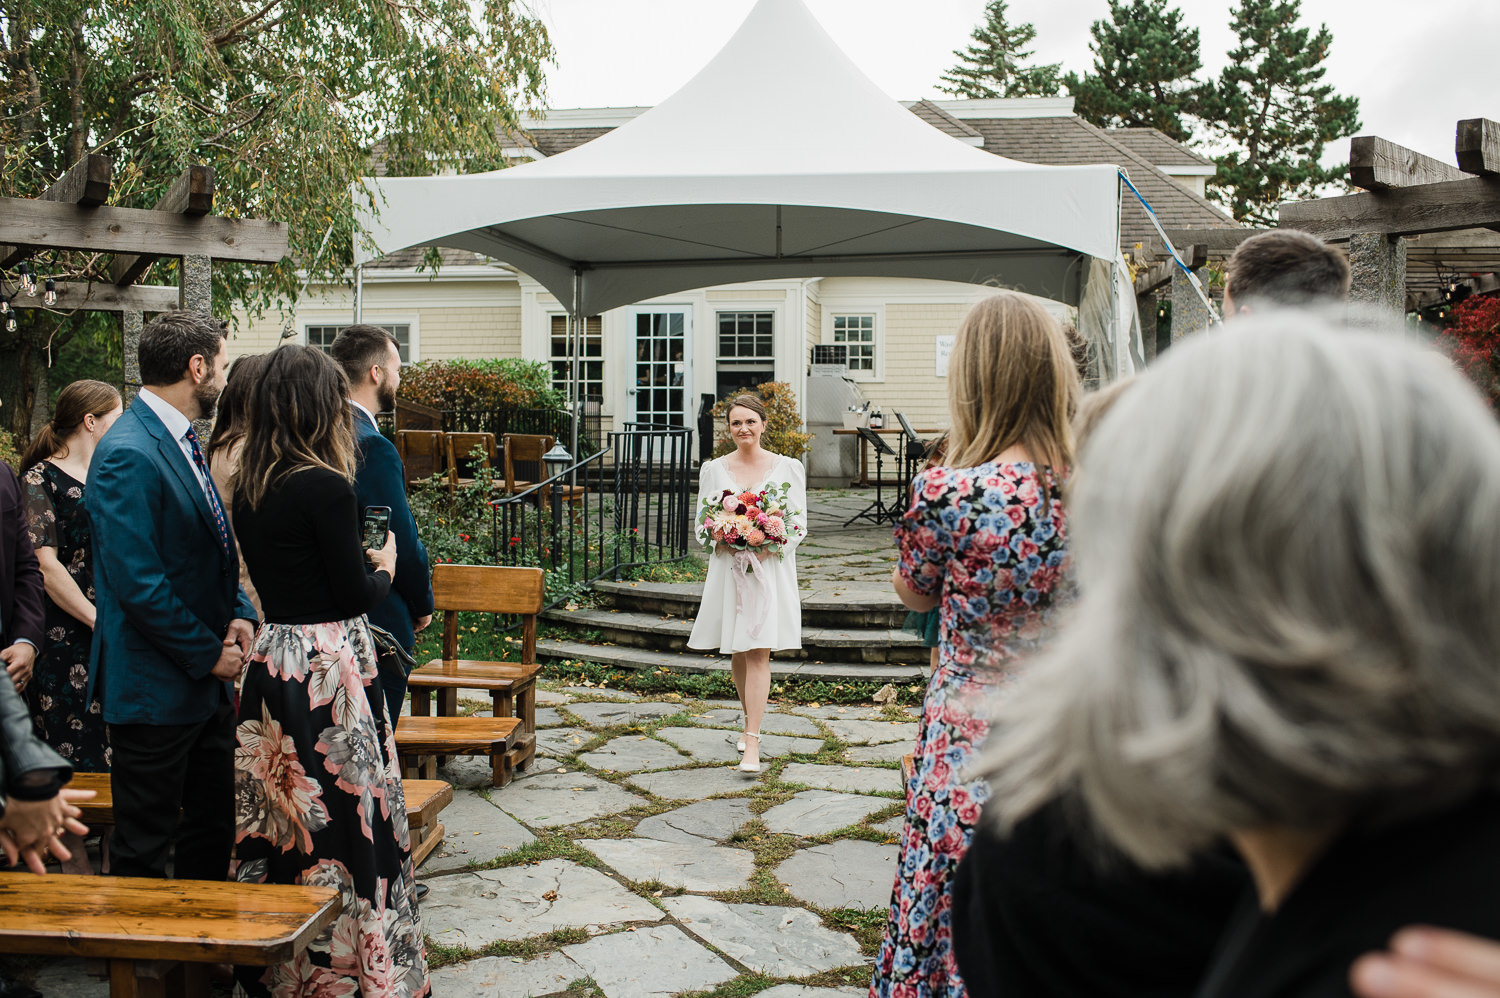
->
352 413 432 650
0 461 44 650
86 401 256 726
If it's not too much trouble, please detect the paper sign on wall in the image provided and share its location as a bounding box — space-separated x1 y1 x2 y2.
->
935 335 955 377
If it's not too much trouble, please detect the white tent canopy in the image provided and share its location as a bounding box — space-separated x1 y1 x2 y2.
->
355 0 1137 374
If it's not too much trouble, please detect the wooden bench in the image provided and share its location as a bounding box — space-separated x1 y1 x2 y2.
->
70 774 454 868
0 873 339 998
395 716 522 787
407 565 544 779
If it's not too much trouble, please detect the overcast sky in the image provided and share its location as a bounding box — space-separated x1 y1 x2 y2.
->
530 0 1498 164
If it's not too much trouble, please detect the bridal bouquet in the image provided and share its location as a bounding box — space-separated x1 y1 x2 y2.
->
699 481 802 573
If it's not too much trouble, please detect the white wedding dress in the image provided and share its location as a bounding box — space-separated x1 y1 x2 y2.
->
686 453 806 654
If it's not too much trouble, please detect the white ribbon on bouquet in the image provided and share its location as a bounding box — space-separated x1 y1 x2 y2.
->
730 548 770 641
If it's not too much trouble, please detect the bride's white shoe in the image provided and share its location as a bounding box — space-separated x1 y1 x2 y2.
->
738 731 762 773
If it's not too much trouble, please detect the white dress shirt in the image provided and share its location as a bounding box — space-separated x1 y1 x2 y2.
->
136 388 212 495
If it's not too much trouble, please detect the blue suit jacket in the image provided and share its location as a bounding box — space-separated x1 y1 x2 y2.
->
87 401 255 725
353 415 432 650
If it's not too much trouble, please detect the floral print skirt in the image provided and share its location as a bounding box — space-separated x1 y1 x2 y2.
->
869 661 1004 998
232 617 430 998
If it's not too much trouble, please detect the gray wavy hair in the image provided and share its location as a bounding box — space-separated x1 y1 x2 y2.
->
977 313 1500 870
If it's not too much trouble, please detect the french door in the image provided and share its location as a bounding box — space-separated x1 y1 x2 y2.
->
629 308 692 427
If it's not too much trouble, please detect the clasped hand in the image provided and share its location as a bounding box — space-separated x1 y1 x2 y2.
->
0 641 36 690
211 617 257 680
0 787 95 875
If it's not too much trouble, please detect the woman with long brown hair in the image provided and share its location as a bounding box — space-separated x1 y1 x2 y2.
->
207 352 266 619
19 379 122 873
230 345 428 997
870 293 1078 998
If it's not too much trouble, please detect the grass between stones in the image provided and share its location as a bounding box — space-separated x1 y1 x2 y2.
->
463 834 602 873
822 907 890 955
559 978 607 998
425 926 592 969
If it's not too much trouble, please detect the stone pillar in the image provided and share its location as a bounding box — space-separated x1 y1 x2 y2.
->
180 254 212 314
1347 233 1407 321
122 310 142 406
1171 267 1214 341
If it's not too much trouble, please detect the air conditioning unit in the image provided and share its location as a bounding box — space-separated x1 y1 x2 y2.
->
810 344 848 376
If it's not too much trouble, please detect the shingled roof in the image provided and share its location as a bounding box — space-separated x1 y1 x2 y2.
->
903 101 984 144
1108 127 1215 168
960 116 1236 259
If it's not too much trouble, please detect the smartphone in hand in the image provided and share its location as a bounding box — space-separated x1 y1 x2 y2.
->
362 505 392 550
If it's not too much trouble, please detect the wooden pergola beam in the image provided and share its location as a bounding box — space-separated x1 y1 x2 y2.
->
1350 135 1465 191
1149 227 1261 258
6 282 180 313
1133 244 1208 295
38 154 112 207
110 165 215 285
1278 176 1500 242
1458 118 1500 177
0 197 287 263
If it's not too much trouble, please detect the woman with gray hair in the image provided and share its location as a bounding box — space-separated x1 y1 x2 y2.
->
979 315 1500 996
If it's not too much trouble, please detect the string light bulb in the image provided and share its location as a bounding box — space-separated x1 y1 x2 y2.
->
4 316 15 333
43 278 56 307
19 262 35 296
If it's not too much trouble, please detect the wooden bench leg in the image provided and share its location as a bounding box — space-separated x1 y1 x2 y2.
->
437 688 458 716
109 958 206 998
491 750 513 789
410 688 432 717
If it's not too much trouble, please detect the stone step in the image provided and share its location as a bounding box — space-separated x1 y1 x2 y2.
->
536 638 927 683
594 579 910 628
541 607 927 664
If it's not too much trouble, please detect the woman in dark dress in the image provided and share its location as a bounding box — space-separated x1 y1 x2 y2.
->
231 345 428 998
19 379 122 874
978 318 1500 998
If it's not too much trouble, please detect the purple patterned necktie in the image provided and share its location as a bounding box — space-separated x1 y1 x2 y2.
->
183 428 232 559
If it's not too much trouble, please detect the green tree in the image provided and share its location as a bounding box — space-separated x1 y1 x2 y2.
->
938 0 1062 99
0 1 553 444
1063 0 1203 143
1199 0 1360 224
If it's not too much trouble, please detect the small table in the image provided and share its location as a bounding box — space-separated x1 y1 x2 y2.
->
0 873 340 998
833 427 940 487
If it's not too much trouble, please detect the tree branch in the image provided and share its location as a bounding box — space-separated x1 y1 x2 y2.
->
210 0 286 48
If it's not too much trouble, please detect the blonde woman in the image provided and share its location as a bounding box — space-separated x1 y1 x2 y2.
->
687 393 807 773
870 293 1078 998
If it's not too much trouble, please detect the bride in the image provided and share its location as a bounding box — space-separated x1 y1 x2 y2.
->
687 394 807 773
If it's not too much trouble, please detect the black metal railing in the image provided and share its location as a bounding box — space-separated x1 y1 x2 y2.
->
489 424 695 611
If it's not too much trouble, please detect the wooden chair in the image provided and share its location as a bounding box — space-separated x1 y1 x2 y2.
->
503 432 585 509
70 773 455 868
395 716 521 786
0 873 339 998
394 396 443 432
444 431 496 491
403 564 546 786
395 429 445 488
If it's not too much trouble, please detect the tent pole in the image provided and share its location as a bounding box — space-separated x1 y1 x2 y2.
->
570 268 582 478
353 264 363 324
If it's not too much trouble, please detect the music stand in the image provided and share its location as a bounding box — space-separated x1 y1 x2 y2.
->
894 411 926 486
844 427 900 526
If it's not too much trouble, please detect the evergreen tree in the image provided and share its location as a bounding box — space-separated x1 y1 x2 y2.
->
1063 0 1203 143
938 0 1062 99
0 0 553 443
1199 0 1361 224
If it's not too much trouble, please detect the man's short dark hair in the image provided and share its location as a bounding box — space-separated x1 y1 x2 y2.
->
329 324 400 386
139 310 229 386
1225 231 1351 307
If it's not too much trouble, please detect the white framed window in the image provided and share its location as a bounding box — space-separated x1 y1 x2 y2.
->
304 321 414 363
824 310 882 381
549 314 604 403
715 311 775 398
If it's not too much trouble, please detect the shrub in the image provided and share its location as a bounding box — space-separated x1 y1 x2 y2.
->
0 429 19 470
710 381 813 459
1435 294 1500 410
397 358 566 412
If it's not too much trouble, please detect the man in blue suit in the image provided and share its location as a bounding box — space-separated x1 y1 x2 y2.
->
88 311 256 881
330 325 432 728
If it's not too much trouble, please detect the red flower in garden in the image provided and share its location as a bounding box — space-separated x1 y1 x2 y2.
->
459 533 470 542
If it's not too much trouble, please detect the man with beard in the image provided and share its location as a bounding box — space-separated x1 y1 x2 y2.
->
86 311 257 880
330 325 432 729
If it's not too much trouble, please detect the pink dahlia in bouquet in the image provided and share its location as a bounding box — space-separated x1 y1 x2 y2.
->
699 480 801 571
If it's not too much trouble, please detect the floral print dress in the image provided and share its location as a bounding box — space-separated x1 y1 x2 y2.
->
21 461 110 771
870 462 1071 998
233 618 429 998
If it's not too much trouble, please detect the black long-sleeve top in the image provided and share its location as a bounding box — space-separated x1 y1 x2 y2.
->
233 467 391 625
